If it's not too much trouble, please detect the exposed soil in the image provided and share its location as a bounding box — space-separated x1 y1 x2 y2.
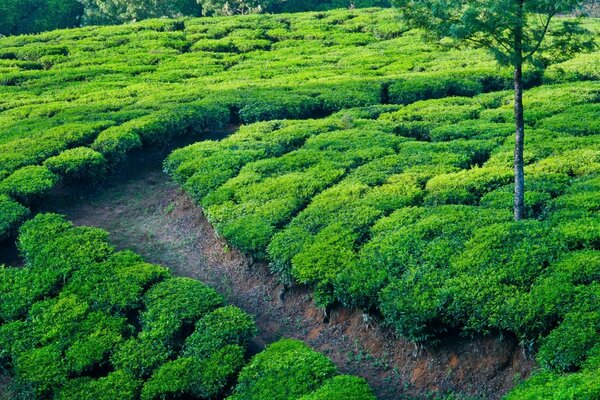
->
4 135 535 400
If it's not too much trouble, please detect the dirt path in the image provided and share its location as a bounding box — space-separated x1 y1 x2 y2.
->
32 141 534 400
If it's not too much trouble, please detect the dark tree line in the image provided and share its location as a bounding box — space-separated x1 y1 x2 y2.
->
0 0 391 35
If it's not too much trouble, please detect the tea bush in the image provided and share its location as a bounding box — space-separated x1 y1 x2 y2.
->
228 339 337 400
0 195 30 240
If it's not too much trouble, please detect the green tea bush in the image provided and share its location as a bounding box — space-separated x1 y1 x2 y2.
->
91 126 143 163
6 8 587 240
141 345 245 400
536 283 600 372
539 104 600 137
506 344 600 399
57 370 140 400
1 215 373 398
140 277 224 341
0 214 256 397
424 166 514 206
228 339 338 400
168 79 600 397
183 306 257 358
388 74 485 105
0 195 30 240
44 147 107 182
0 166 59 204
298 375 376 400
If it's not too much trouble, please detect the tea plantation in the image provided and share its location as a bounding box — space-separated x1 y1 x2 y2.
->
167 81 600 396
0 214 375 399
0 6 599 400
1 7 565 239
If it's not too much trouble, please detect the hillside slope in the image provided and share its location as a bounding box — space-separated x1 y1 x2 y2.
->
3 8 596 237
0 7 599 399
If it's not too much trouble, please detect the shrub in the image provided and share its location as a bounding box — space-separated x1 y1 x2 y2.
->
13 343 68 396
141 277 224 340
111 336 172 379
44 147 107 182
536 284 600 372
447 220 564 333
388 74 486 105
228 339 337 400
142 345 245 400
0 195 30 240
539 104 600 137
425 166 513 205
91 126 142 163
299 375 376 400
429 121 513 142
183 306 256 359
0 165 59 204
504 351 600 400
64 250 170 313
57 370 140 400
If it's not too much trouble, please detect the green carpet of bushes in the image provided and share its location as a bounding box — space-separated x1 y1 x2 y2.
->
2 8 591 238
168 82 600 398
0 214 374 399
0 7 599 398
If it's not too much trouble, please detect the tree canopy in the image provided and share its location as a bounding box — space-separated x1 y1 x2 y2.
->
391 0 594 66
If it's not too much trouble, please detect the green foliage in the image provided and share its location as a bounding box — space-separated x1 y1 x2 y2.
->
228 339 338 400
183 306 257 358
77 0 199 25
504 350 600 400
170 80 600 397
0 195 30 240
63 250 171 313
299 375 376 400
1 9 597 240
44 147 107 182
0 166 59 204
0 0 83 36
141 346 245 399
2 214 368 398
91 126 143 164
536 283 600 372
391 0 593 67
58 371 141 400
141 277 224 340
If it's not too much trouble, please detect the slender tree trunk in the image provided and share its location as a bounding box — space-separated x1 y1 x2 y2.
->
513 0 526 221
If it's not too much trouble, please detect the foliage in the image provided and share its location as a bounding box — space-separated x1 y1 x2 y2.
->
77 0 200 25
0 195 30 240
0 166 59 204
390 0 593 67
228 339 338 400
298 375 376 400
169 82 600 397
44 147 107 182
0 0 83 36
0 214 248 396
0 213 371 398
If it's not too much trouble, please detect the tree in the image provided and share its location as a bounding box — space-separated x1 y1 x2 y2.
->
391 0 594 220
0 0 83 36
77 0 200 25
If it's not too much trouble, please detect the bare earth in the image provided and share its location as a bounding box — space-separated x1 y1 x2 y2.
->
17 140 535 400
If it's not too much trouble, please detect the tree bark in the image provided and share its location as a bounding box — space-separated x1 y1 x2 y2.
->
513 0 526 221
